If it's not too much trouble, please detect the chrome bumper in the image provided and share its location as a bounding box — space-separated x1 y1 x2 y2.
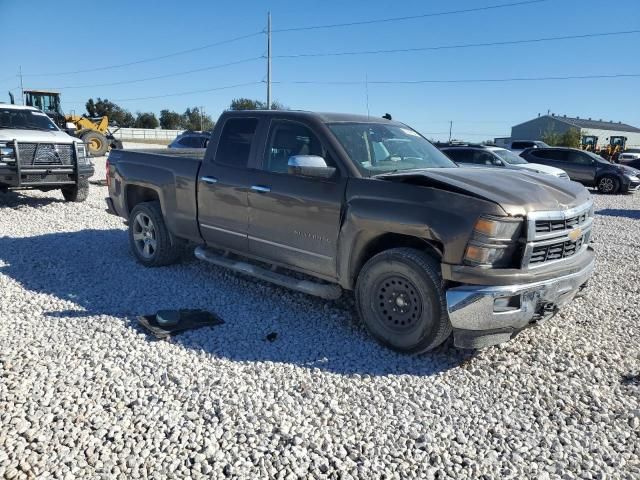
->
446 250 595 348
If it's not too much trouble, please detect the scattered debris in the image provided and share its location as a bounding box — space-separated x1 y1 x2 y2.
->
266 332 278 342
137 309 223 339
621 373 640 387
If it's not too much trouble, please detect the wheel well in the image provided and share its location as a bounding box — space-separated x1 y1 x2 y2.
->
125 185 160 214
351 233 443 287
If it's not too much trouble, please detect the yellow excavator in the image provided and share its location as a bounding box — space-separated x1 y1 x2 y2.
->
12 89 122 156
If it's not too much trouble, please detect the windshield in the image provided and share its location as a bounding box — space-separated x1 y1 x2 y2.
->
493 148 528 165
328 122 456 174
0 108 58 131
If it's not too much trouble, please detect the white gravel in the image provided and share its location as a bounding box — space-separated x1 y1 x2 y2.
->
0 181 638 479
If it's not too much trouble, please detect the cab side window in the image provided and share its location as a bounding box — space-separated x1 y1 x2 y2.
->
215 118 259 168
263 121 332 174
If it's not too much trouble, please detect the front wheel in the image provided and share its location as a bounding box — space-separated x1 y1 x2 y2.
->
128 201 183 267
597 175 620 194
61 178 89 202
81 131 109 157
355 248 452 354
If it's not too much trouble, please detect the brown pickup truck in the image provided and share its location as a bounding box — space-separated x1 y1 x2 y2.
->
106 110 595 352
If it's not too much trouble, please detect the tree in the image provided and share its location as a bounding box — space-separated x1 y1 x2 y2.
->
229 98 286 110
134 112 159 129
159 109 183 130
542 127 581 148
181 107 214 131
85 98 134 127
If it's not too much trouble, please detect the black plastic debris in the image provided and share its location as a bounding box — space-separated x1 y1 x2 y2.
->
265 332 278 342
137 309 224 339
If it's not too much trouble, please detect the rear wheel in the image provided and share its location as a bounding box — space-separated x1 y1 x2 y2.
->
61 178 89 202
356 248 452 354
597 175 620 194
81 131 109 157
128 201 183 267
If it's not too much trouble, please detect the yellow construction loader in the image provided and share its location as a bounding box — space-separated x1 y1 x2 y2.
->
16 90 122 156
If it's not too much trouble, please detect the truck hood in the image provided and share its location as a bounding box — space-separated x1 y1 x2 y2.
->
510 162 566 176
0 128 77 144
377 167 591 217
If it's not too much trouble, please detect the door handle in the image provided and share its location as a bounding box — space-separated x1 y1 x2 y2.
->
202 176 218 185
250 185 271 193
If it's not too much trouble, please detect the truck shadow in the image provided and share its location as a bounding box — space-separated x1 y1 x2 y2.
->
595 208 640 220
0 190 65 208
0 229 468 376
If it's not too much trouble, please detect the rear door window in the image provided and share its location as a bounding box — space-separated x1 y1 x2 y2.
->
443 149 474 163
215 118 259 168
532 150 568 161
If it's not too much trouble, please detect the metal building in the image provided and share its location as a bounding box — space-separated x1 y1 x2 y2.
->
510 114 640 148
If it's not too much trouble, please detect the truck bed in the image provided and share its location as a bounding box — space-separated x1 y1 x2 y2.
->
123 148 207 160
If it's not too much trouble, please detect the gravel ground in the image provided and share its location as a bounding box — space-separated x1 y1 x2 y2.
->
0 178 638 479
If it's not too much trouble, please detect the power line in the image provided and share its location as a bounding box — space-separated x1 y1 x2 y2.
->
272 0 547 32
275 29 640 58
67 80 264 103
22 31 263 77
274 73 640 85
47 57 263 90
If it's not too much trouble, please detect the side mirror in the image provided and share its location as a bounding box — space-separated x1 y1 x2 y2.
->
288 155 336 179
493 159 504 166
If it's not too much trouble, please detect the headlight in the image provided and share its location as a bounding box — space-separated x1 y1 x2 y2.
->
0 142 16 162
76 143 90 165
473 216 522 241
465 216 523 268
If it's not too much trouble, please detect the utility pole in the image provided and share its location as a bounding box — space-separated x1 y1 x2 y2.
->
448 121 453 142
267 11 272 109
365 73 370 119
199 105 204 131
19 66 24 105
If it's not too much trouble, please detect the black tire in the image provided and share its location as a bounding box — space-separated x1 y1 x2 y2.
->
61 178 89 202
597 175 620 194
128 201 182 267
355 248 452 354
81 131 109 157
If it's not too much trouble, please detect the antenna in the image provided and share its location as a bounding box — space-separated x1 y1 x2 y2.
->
267 12 272 109
365 73 370 119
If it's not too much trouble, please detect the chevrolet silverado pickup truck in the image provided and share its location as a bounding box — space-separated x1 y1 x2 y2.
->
106 111 595 352
0 104 94 201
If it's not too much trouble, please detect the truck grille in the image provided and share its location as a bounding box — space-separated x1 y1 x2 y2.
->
524 201 593 268
18 143 74 167
535 212 589 234
529 236 585 265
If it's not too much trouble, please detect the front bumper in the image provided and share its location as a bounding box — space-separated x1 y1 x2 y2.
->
0 164 93 188
446 247 595 349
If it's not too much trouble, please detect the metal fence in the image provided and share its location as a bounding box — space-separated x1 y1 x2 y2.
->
111 128 184 141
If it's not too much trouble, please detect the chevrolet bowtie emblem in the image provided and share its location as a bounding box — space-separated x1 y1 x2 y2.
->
568 228 582 241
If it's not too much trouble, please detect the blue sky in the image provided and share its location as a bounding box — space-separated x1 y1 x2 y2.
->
2 0 639 141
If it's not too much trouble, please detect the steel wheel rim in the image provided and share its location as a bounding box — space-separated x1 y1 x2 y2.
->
599 177 614 192
132 212 157 259
373 275 424 332
88 137 102 152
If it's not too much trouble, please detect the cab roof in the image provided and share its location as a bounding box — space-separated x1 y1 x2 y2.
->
222 109 405 125
0 103 39 111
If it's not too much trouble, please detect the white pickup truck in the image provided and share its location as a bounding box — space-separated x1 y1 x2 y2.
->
0 104 94 201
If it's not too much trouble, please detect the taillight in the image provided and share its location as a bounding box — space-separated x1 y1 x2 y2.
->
106 158 111 187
